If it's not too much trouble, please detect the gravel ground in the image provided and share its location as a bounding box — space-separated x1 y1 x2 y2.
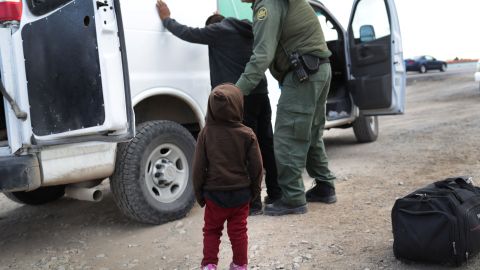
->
1 66 480 270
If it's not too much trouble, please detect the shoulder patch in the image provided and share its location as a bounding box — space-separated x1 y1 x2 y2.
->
256 7 268 21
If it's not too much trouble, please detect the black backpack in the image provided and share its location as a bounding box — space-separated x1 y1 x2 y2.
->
391 176 480 266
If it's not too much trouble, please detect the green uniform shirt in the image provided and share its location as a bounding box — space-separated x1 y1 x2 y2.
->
236 0 332 95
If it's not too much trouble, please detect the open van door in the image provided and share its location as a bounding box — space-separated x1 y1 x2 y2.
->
347 0 405 115
13 0 133 146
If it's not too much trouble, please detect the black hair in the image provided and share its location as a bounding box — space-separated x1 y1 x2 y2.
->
205 14 225 26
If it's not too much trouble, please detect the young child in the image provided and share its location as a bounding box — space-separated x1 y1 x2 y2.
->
193 84 263 270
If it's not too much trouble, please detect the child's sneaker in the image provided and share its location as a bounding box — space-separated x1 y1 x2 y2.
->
229 262 247 270
202 264 217 270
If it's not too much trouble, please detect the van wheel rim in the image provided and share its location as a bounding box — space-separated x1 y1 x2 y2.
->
145 143 188 203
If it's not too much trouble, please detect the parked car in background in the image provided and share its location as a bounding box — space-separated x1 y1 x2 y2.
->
405 55 447 73
475 60 480 90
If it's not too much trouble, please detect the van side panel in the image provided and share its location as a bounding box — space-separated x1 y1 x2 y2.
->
121 0 213 119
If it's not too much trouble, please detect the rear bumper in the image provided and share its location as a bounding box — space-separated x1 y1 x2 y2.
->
0 154 41 192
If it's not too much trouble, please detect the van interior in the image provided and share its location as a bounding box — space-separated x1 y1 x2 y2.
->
327 38 352 121
315 8 353 122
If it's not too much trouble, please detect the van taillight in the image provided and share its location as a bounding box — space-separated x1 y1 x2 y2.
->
0 0 22 22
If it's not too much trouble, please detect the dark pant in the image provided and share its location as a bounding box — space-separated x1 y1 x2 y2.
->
202 199 249 266
275 65 336 206
243 94 282 209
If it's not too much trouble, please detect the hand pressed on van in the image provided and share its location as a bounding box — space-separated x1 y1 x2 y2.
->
156 0 170 20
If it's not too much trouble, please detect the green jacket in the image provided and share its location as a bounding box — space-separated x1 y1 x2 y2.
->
236 0 331 95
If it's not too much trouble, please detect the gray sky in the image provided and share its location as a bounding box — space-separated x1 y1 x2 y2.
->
320 0 480 60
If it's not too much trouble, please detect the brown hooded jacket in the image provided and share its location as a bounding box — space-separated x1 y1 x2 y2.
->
192 84 263 207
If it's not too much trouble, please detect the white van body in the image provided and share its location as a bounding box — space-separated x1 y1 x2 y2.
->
0 0 213 224
0 0 405 224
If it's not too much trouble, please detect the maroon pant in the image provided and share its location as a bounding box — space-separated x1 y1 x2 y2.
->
202 199 249 266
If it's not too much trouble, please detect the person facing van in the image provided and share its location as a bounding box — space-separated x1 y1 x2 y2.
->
156 0 282 215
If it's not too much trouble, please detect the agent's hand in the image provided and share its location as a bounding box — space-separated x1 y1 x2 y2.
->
156 0 170 20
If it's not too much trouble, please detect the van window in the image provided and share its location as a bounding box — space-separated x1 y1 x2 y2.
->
315 11 339 42
218 1 252 21
351 0 390 43
27 0 72 16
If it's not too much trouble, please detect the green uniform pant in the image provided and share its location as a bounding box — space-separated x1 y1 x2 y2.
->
274 63 336 206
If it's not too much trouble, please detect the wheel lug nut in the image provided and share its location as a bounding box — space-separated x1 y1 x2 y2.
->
155 172 161 178
156 164 161 169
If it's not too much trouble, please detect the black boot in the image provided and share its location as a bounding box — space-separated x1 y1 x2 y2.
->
264 195 281 205
306 181 337 204
264 200 307 216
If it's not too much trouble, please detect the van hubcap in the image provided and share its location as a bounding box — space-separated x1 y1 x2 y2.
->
145 143 188 203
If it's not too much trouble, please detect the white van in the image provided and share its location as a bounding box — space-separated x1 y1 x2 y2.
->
0 0 213 224
0 0 405 224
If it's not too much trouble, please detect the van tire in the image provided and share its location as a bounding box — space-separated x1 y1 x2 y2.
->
110 120 196 225
352 114 379 143
4 186 65 205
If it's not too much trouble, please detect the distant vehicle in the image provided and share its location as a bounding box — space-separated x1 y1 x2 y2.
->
475 60 480 90
405 55 447 73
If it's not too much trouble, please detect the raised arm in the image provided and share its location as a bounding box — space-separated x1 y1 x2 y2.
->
236 0 287 95
156 0 218 45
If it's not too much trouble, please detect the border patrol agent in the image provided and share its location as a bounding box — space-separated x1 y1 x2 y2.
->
236 0 337 216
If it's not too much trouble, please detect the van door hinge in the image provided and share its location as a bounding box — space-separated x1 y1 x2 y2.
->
96 1 109 9
0 80 27 120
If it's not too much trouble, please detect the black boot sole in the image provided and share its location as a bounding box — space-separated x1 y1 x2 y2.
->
306 195 337 204
264 205 308 216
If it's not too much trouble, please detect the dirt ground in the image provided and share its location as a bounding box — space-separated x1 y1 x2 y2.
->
1 65 480 270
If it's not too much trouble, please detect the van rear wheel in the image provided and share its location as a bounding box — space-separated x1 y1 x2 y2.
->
110 120 196 225
4 186 65 205
352 114 379 143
